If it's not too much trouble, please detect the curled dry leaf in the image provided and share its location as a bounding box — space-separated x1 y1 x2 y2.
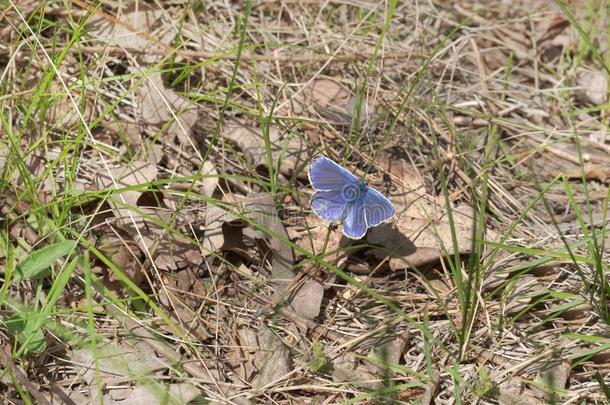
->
202 192 295 286
94 160 202 271
94 160 159 225
242 193 295 286
201 193 242 254
221 123 308 178
97 235 144 290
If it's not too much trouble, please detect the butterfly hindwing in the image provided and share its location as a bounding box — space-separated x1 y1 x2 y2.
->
311 190 349 222
308 156 359 192
362 187 395 226
342 197 367 239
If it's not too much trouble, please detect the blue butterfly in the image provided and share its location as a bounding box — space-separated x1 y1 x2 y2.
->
308 155 395 239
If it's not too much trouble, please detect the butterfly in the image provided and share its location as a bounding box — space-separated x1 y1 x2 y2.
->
308 155 395 239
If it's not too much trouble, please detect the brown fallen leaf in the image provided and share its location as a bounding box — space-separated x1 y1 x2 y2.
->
201 193 243 254
253 325 291 388
201 192 295 283
221 123 308 178
534 360 571 402
108 383 202 405
378 150 425 196
71 340 166 402
158 266 210 341
564 162 610 183
94 160 159 225
574 69 608 106
97 235 145 291
365 207 474 270
498 379 546 405
289 279 324 319
87 3 171 64
88 4 201 153
502 275 546 317
304 78 370 125
128 212 202 271
135 72 200 148
296 213 347 257
242 192 295 286
331 352 383 391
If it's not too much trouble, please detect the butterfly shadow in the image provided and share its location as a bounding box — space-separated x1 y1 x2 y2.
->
364 223 417 263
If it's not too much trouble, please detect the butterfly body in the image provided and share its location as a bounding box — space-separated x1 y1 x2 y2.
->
308 156 395 239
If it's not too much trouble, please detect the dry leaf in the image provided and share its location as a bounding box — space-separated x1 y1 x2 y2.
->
242 193 295 286
304 78 369 125
498 379 546 405
564 163 610 183
289 280 324 319
136 73 199 147
221 123 307 178
331 352 383 391
296 214 347 256
199 160 219 198
87 4 170 64
378 151 425 195
71 341 164 390
503 275 546 316
89 4 200 150
253 325 291 387
94 160 159 224
534 360 571 402
109 383 201 405
201 194 242 254
575 70 608 106
158 267 210 340
98 235 144 290
365 208 474 270
48 82 94 130
367 330 409 373
133 213 201 271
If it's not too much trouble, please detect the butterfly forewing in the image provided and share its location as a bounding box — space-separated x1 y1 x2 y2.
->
308 156 359 191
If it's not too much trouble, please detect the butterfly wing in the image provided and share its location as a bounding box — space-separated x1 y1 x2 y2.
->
311 190 349 222
308 155 359 191
342 198 367 239
362 186 395 226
